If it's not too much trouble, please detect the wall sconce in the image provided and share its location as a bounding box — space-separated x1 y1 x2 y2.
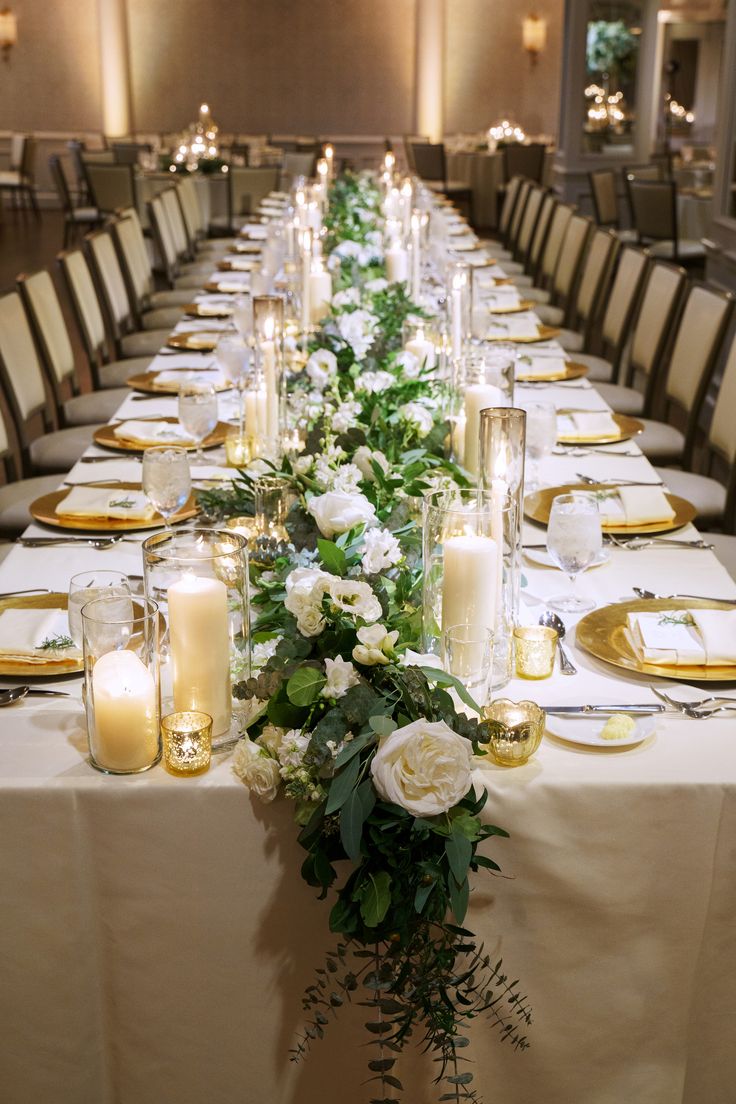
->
0 7 16 62
522 14 546 65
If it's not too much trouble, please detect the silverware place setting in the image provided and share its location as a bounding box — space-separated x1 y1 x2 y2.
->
17 536 142 549
633 587 736 603
649 687 736 719
0 686 72 706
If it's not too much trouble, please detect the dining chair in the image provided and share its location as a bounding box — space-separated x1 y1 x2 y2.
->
17 270 128 426
595 259 687 416
85 229 172 359
588 169 636 241
409 142 473 221
516 192 557 288
111 141 151 166
511 184 547 266
533 214 592 329
503 143 546 184
48 155 102 248
540 228 620 353
0 385 69 538
0 292 96 476
0 134 39 215
111 208 192 313
493 179 533 274
85 162 137 214
148 194 204 289
481 175 524 257
159 188 215 273
175 178 232 256
628 179 705 267
572 245 650 382
281 151 317 187
512 201 573 301
57 247 156 389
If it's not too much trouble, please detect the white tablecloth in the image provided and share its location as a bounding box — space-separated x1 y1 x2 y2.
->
2 231 736 1104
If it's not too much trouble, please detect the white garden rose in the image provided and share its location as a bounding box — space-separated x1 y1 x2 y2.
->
327 579 382 622
284 566 332 617
399 401 434 436
394 350 421 378
336 309 377 358
352 623 398 666
307 491 377 538
322 656 360 699
361 527 402 575
232 739 281 802
296 605 326 638
306 348 338 391
370 719 474 816
354 445 390 483
259 724 288 756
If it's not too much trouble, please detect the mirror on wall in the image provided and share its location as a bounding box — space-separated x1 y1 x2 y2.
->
582 1 643 155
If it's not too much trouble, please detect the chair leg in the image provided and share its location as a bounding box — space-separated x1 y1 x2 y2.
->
29 186 40 219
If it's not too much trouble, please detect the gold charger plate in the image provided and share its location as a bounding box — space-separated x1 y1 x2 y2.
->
556 410 643 445
167 331 223 352
30 482 199 532
524 482 696 535
486 325 561 344
516 360 589 382
93 417 228 453
202 281 248 294
183 303 233 319
576 597 736 682
126 370 231 395
217 259 258 272
233 242 263 254
487 298 535 315
0 593 82 678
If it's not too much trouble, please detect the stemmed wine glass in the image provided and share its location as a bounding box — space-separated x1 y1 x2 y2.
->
216 334 251 441
142 446 192 529
545 492 602 613
178 383 218 463
524 403 557 492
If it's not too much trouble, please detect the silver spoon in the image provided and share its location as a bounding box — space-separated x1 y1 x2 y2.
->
0 686 71 706
538 611 577 675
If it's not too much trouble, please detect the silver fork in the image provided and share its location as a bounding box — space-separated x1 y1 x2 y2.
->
17 536 139 549
633 587 736 603
607 535 714 551
650 687 736 717
575 473 664 487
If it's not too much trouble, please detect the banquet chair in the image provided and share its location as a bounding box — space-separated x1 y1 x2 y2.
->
588 169 636 241
57 248 156 389
148 194 206 288
281 151 317 188
48 156 102 247
539 228 620 353
510 201 573 301
503 143 546 184
510 184 547 266
218 167 280 233
0 292 97 476
85 162 137 215
479 175 524 258
0 387 69 538
17 270 128 426
628 179 705 267
175 178 232 256
702 534 736 576
492 179 533 273
67 139 93 204
111 208 193 314
85 230 173 358
595 260 687 416
111 141 150 166
512 191 557 288
533 214 592 329
159 188 214 272
572 245 650 382
409 142 473 221
0 134 39 215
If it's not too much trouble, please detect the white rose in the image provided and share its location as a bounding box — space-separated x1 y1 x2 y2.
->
284 566 332 619
323 656 360 699
365 277 389 293
328 579 382 622
336 309 377 359
370 719 474 816
259 724 288 756
296 605 326 638
354 446 390 483
232 739 281 802
307 491 377 538
361 527 402 575
399 402 434 437
306 349 337 391
395 350 420 378
293 454 313 476
352 623 399 666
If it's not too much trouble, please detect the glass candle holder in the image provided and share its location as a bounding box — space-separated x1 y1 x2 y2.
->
452 349 515 475
82 595 161 775
253 295 284 441
142 528 249 739
161 711 213 776
225 426 256 468
514 625 557 679
253 474 292 542
447 260 472 360
480 699 545 766
402 316 440 372
442 623 494 710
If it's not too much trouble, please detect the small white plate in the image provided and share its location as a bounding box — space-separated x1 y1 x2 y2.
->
524 547 610 570
545 714 657 749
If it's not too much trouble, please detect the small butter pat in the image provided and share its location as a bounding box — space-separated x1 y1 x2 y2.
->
600 714 636 741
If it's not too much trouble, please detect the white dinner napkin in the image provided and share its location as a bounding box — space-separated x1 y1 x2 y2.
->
463 251 495 267
233 242 262 254
113 421 194 446
627 609 736 666
473 266 509 283
595 486 676 527
193 302 233 317
210 280 251 294
485 289 523 312
155 368 228 388
487 315 540 340
55 486 156 521
224 258 257 272
0 608 81 661
169 331 219 348
557 411 619 440
517 356 567 379
239 224 268 239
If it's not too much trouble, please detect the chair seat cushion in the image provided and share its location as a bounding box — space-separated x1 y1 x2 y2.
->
556 329 584 354
509 274 534 289
120 329 170 358
148 289 193 308
703 533 736 581
595 382 645 416
173 273 209 290
180 261 218 276
499 260 524 275
29 426 95 475
648 239 706 260
535 304 564 327
63 388 129 427
142 306 184 330
98 356 152 388
655 468 726 526
635 418 684 464
517 284 550 303
0 474 64 538
71 206 100 222
613 228 639 244
0 171 21 186
572 353 614 382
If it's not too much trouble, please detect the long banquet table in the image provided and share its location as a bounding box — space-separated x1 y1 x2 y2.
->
2 210 736 1104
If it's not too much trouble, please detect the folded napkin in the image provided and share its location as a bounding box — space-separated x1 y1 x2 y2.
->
487 315 541 340
595 485 676 527
211 280 251 294
450 240 479 252
627 609 736 666
56 486 156 521
557 411 619 440
239 224 268 239
155 368 227 388
194 302 233 317
113 420 195 446
233 242 263 254
517 356 567 379
0 608 81 662
474 266 509 283
225 258 257 272
170 332 218 349
485 289 523 312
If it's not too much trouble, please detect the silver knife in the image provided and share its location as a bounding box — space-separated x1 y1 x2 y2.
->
538 704 666 715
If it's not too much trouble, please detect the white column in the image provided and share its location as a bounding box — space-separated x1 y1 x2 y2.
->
97 0 133 137
415 0 445 142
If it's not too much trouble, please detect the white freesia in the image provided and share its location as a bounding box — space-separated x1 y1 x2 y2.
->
332 287 361 308
307 491 377 538
327 579 382 622
293 454 313 476
336 309 377 359
395 350 421 378
365 276 389 293
232 739 281 802
323 656 360 699
399 401 434 436
356 370 395 395
259 724 288 756
352 623 398 666
361 527 402 575
370 719 474 816
306 348 338 391
354 445 390 483
400 649 444 669
331 399 362 433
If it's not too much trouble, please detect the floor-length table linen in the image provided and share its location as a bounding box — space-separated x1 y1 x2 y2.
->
2 216 736 1104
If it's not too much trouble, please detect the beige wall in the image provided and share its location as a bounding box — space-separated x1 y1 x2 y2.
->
0 0 563 139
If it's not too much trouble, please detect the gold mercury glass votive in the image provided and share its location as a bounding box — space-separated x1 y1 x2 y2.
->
480 700 545 766
161 711 213 776
514 625 557 679
225 427 255 468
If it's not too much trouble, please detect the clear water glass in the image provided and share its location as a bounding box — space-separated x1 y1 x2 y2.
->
68 570 132 648
232 294 253 340
178 383 218 461
524 402 557 492
546 492 602 613
142 446 192 527
442 623 494 709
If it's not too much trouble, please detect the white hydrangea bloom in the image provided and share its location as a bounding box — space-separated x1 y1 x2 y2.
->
365 277 389 293
361 528 402 575
399 401 434 436
331 399 362 433
328 463 364 494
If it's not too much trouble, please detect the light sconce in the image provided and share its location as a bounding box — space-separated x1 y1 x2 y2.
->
0 7 17 63
522 14 546 65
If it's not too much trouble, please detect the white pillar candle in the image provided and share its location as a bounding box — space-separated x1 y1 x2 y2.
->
91 650 158 772
168 574 231 736
410 213 422 299
441 534 498 638
386 242 408 283
400 179 413 237
451 285 464 360
490 477 507 627
464 384 505 475
309 265 332 323
260 338 279 438
452 412 466 465
245 387 267 436
405 332 436 370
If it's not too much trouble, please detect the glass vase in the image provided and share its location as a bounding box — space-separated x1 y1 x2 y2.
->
451 348 515 474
